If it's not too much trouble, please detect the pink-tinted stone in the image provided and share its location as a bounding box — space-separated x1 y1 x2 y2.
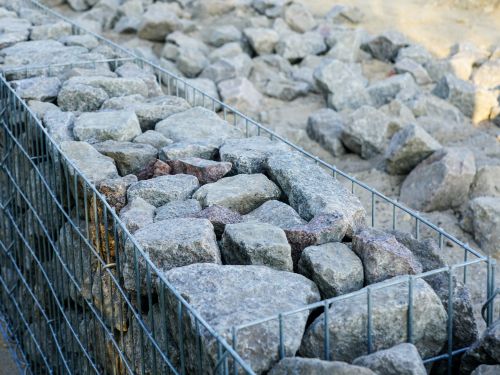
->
192 205 243 237
136 159 171 180
168 157 232 184
97 174 138 213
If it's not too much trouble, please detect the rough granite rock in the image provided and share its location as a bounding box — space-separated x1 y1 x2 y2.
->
471 365 500 375
73 111 142 143
325 27 367 63
276 31 327 62
472 60 500 90
400 147 476 212
269 358 376 375
193 173 281 214
11 77 61 101
395 58 432 85
352 227 423 284
244 27 279 55
205 25 242 47
123 218 221 294
368 73 420 107
160 142 218 161
298 242 364 299
119 197 155 234
57 83 109 112
176 47 209 78
135 159 172 181
397 45 433 66
155 107 242 147
62 76 149 99
42 109 75 145
352 343 427 375
361 31 409 62
218 77 263 114
167 157 232 184
468 197 500 259
265 153 366 235
137 2 181 41
283 2 317 33
93 140 158 176
192 205 243 237
222 222 293 271
299 277 448 362
385 123 442 175
115 62 163 98
470 165 500 199
460 319 500 374
219 136 290 174
306 108 346 157
154 199 202 222
30 21 72 41
127 174 199 207
97 174 137 213
133 130 173 150
244 200 306 229
163 264 320 374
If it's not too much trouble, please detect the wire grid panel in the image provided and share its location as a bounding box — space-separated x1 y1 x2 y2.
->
0 74 254 374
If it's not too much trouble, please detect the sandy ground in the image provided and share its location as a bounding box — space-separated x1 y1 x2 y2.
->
299 0 500 57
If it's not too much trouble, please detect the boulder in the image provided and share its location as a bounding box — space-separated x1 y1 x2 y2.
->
399 148 476 212
163 263 320 373
261 76 310 101
115 63 163 98
361 31 409 62
283 2 317 33
352 228 423 284
192 205 243 237
119 197 155 234
43 109 75 145
30 21 72 41
94 140 158 176
127 174 199 207
60 34 99 49
244 200 306 229
244 27 280 55
176 47 209 78
160 142 218 161
205 25 242 47
276 31 327 62
62 76 149 98
123 219 221 294
299 277 448 362
265 153 366 235
385 123 442 175
209 42 243 62
325 4 365 24
167 157 232 184
306 108 346 156
252 0 286 17
135 159 171 181
11 77 61 101
395 58 432 85
133 130 173 150
460 319 500 374
137 3 180 41
57 83 109 112
193 174 281 214
269 358 376 375
472 60 500 90
397 45 433 66
222 222 293 271
408 94 464 124
218 77 263 114
73 111 142 143
97 174 137 213
352 343 426 375
154 199 202 222
155 107 242 147
219 136 289 174
325 27 367 63
468 197 500 259
470 165 500 199
201 54 252 83
298 242 364 299
368 73 420 107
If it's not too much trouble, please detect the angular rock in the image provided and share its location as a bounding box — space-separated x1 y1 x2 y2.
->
192 205 243 237
470 165 500 199
219 136 289 174
160 142 218 161
63 76 149 99
167 157 231 184
97 174 137 213
395 58 432 85
385 123 442 175
400 148 476 212
266 153 366 235
472 365 500 375
135 159 172 181
252 0 286 17
206 25 242 47
201 54 252 83
244 27 279 55
397 45 433 65
298 242 364 299
276 31 327 62
460 319 500 374
368 73 420 107
353 343 427 375
11 77 61 101
154 199 202 222
115 63 163 98
133 130 173 150
244 200 305 229
155 107 242 147
472 60 500 90
306 108 346 156
218 77 263 114
163 263 320 373
57 83 109 112
176 47 209 78
299 277 448 362
137 3 180 41
269 357 376 375
119 197 155 234
283 2 317 33
43 109 75 145
123 219 221 293
73 111 142 143
352 227 423 284
325 27 367 63
28 100 60 119
59 34 99 49
222 222 293 271
408 94 464 123
468 197 500 259
262 76 310 101
127 174 199 207
30 21 72 41
361 31 409 62
209 42 243 62
325 4 365 24
193 173 281 214
93 140 158 176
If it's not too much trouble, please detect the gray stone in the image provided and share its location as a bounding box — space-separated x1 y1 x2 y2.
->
325 4 365 24
59 34 100 49
28 100 60 119
60 141 119 184
176 78 222 111
342 106 393 159
115 62 163 98
206 25 242 47
127 174 199 207
168 157 232 184
193 173 281 214
468 197 500 259
262 76 310 101
325 27 367 63
123 219 221 294
93 140 158 176
63 76 149 99
269 358 376 375
43 109 75 145
368 73 420 107
353 343 426 375
424 58 453 83
133 130 173 150
163 263 320 373
119 197 155 234
30 21 72 41
244 27 279 55
176 47 209 78
252 0 286 17
473 60 500 90
68 0 91 11
460 319 500 374
385 123 442 175
400 147 476 212
192 205 243 237
397 45 433 65
11 77 61 102
57 83 109 112
219 136 289 174
352 228 423 284
361 31 409 62
154 199 202 222
102 94 191 131
408 94 464 124
209 42 243 62
306 108 346 156
265 153 366 235
283 2 317 33
97 174 137 213
244 200 306 229
313 60 371 111
218 77 263 114
192 0 237 17
472 365 500 375
276 31 327 62
160 142 218 161
73 111 142 143
395 58 432 85
470 165 500 198
299 277 448 362
200 59 239 83
137 3 181 41
155 107 242 147
298 242 364 299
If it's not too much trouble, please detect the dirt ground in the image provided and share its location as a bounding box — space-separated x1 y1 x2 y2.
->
298 0 500 57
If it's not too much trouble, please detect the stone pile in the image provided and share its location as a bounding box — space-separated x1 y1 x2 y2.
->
0 1 498 374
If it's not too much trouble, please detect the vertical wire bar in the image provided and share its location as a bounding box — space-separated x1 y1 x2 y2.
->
323 301 330 361
407 276 414 344
278 314 284 359
367 287 372 354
